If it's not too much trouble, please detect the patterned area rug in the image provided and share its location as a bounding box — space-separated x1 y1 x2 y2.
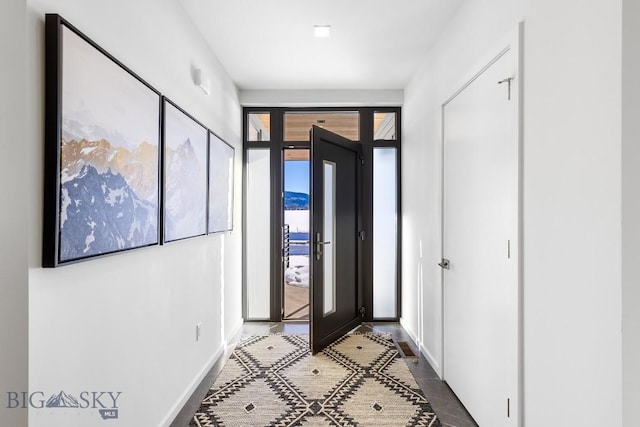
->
191 333 441 426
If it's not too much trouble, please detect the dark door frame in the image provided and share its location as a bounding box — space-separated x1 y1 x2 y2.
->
242 107 402 322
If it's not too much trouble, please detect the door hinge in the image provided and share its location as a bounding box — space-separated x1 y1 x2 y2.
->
358 230 366 240
359 154 365 166
507 240 511 259
360 306 366 319
507 398 510 418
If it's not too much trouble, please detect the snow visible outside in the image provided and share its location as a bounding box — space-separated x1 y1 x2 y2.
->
284 210 309 288
284 210 309 232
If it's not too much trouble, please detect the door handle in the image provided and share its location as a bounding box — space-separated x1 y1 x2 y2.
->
438 258 450 270
315 233 331 260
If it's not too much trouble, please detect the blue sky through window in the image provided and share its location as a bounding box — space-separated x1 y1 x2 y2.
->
284 160 309 194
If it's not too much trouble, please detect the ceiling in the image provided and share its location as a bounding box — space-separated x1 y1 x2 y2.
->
178 0 464 90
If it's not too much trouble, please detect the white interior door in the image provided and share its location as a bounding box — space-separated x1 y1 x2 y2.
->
442 44 519 426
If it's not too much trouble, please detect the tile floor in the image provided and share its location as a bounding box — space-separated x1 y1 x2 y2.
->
171 322 478 427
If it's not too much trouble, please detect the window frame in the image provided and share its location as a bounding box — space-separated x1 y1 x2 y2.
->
242 107 402 322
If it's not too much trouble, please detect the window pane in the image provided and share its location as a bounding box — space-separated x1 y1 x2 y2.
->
246 149 271 319
247 113 271 141
374 112 397 141
373 148 397 318
284 111 359 142
323 161 336 316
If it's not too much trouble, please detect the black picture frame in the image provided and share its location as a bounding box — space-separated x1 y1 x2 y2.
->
162 98 209 243
208 132 235 233
43 14 162 267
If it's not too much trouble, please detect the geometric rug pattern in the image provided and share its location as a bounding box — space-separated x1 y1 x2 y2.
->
191 333 441 426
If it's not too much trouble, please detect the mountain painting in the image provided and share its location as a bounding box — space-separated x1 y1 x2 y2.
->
208 133 234 233
163 101 208 242
56 24 160 263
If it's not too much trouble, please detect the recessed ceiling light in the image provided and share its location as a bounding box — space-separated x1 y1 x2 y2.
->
313 25 331 38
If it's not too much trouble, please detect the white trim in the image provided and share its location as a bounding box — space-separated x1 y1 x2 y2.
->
516 22 525 427
420 343 441 377
399 316 418 345
225 318 245 348
400 316 442 377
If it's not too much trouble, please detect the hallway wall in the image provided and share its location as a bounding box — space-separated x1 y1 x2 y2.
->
25 1 243 426
401 0 523 377
0 1 28 425
402 0 625 425
239 89 403 107
522 0 622 425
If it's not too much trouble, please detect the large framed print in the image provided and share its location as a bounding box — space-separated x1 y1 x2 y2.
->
162 100 208 242
43 15 161 267
208 132 234 233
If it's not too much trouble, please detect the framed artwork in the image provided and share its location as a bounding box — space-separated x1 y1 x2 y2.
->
162 99 208 242
43 14 161 267
208 132 235 233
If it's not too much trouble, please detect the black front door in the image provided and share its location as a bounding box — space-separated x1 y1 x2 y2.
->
310 126 362 353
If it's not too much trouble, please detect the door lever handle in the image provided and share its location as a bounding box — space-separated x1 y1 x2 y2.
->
315 232 331 260
438 258 450 270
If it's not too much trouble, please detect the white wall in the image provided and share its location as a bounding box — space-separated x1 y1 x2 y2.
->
401 0 523 375
240 89 403 107
25 1 243 426
622 0 640 425
0 0 28 425
522 0 622 425
403 0 625 425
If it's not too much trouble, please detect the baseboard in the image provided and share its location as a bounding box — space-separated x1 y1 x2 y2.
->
224 318 244 347
400 317 442 378
399 317 418 344
160 343 225 427
420 343 442 378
